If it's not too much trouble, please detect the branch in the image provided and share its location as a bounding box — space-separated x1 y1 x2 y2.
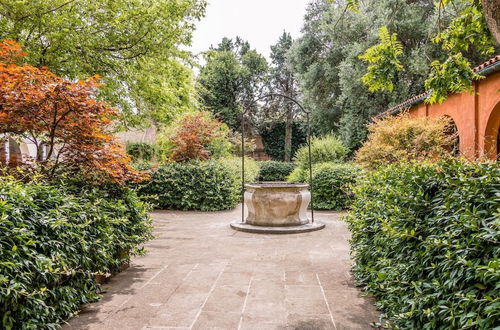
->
13 0 78 22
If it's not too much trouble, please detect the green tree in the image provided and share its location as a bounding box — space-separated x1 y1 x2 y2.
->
0 0 206 127
197 37 268 131
288 0 491 149
352 0 499 103
266 32 300 161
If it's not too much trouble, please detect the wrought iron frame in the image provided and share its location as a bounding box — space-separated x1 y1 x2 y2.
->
240 93 314 223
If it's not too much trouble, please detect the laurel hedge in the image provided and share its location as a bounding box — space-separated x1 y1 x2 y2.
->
136 157 259 211
347 160 500 329
288 162 359 210
0 177 153 329
258 161 296 182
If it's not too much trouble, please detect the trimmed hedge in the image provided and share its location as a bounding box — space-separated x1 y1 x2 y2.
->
0 178 153 329
258 161 296 182
136 157 259 211
346 160 500 329
288 163 359 210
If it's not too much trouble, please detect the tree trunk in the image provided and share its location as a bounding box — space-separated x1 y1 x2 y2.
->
482 0 500 45
284 105 293 162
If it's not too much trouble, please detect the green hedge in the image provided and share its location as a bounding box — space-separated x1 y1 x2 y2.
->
0 178 153 329
346 160 500 329
258 161 296 181
136 157 259 211
288 163 359 210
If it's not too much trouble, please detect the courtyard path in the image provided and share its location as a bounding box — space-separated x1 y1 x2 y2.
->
64 206 380 330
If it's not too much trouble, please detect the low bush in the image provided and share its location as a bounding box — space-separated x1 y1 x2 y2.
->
355 113 458 169
136 157 259 211
294 135 349 169
0 177 153 329
346 160 499 328
126 142 156 162
258 161 296 181
288 163 359 210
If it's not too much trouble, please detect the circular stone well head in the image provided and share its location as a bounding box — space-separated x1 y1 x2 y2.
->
244 181 311 227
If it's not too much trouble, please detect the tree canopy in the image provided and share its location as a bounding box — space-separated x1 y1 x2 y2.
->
0 40 140 183
344 0 499 103
288 0 496 149
0 0 206 127
197 37 268 131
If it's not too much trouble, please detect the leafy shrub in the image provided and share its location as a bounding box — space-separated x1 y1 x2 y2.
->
355 113 458 169
294 135 349 169
0 40 141 184
167 112 228 162
0 177 152 329
259 122 307 161
126 142 156 162
136 157 259 211
258 161 296 181
155 111 247 161
346 160 500 329
288 162 359 210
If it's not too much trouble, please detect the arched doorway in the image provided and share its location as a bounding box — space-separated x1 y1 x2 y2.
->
497 125 500 160
484 102 500 160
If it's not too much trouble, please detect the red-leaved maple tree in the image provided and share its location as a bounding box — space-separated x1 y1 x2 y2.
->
0 40 141 184
169 113 224 162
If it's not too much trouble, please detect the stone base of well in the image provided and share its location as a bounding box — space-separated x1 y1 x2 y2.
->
230 221 325 234
232 182 325 234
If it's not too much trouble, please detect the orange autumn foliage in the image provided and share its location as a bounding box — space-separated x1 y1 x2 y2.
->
169 113 224 162
0 40 142 184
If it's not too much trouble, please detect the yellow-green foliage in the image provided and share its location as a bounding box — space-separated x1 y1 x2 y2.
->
294 135 349 169
355 113 457 169
222 156 260 186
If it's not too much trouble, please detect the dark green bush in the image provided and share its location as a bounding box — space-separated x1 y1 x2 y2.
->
126 142 156 162
258 161 296 181
347 160 500 329
259 122 307 161
288 163 359 210
0 177 153 329
136 157 259 211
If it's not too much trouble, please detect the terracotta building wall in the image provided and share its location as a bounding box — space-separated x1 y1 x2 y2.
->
407 71 500 160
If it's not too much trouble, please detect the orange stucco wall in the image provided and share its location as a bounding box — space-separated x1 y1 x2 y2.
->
407 71 500 160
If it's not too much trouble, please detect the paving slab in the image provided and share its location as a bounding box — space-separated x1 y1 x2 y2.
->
64 206 380 330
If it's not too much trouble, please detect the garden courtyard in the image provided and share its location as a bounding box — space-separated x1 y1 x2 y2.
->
1 0 499 329
64 207 379 330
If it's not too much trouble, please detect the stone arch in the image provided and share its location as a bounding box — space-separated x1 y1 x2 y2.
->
483 101 500 159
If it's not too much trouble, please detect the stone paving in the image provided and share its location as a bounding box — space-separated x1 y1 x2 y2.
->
64 206 380 330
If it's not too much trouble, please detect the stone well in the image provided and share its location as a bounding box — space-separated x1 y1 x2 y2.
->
230 182 325 234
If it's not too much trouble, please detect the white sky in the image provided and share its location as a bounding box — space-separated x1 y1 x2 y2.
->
189 0 311 60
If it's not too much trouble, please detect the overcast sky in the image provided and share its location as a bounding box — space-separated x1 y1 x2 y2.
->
189 0 311 59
